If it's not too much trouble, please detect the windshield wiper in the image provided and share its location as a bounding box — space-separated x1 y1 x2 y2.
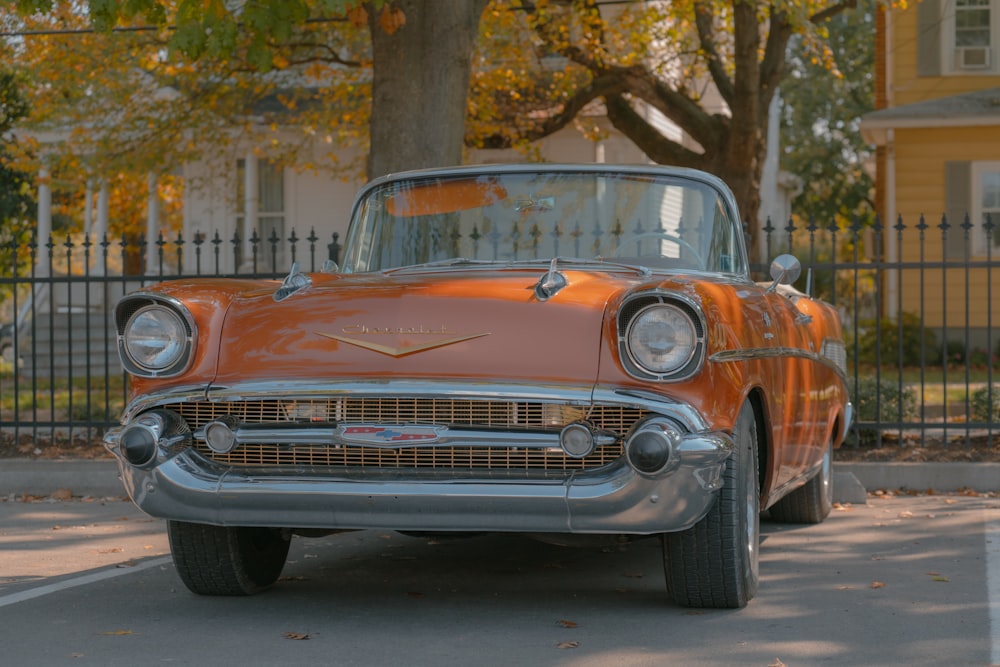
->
382 256 655 278
509 257 652 277
381 258 498 274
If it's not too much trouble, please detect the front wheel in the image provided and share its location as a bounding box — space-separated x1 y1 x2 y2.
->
662 399 760 608
167 521 291 596
768 437 833 524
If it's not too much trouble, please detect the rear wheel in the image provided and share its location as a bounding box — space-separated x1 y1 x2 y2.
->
768 437 833 524
167 521 290 596
662 399 760 608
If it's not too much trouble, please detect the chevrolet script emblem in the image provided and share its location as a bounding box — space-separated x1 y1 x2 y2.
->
314 329 490 357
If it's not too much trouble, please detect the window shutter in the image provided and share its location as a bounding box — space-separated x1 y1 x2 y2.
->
917 0 942 77
944 161 971 260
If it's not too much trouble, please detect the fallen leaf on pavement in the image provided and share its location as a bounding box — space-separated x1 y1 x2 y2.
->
100 630 135 636
284 632 310 640
556 641 579 649
871 581 886 589
557 619 577 628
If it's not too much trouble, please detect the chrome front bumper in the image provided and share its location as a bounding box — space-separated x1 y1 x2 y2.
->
106 435 731 534
104 382 734 535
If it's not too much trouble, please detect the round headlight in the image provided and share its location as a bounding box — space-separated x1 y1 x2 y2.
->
625 304 697 375
124 305 188 372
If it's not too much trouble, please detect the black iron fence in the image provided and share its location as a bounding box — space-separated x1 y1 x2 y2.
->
0 216 997 451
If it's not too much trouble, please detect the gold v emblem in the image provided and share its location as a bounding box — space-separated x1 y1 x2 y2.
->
315 331 491 358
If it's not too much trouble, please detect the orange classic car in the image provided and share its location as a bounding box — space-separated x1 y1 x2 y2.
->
106 164 851 608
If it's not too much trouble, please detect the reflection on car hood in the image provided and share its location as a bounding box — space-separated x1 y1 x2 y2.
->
212 269 649 387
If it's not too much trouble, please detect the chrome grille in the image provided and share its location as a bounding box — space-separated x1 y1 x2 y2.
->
192 441 624 470
174 399 649 471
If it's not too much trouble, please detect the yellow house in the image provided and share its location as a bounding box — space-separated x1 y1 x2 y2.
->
860 0 1000 348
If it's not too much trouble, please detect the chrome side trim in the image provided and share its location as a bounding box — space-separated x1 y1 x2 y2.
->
709 346 849 383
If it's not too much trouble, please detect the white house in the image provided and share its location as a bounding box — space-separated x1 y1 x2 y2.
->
26 100 796 304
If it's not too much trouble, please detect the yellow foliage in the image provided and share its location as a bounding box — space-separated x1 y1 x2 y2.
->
378 5 406 35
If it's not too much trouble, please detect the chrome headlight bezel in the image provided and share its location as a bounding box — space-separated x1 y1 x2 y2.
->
618 292 706 382
115 296 196 378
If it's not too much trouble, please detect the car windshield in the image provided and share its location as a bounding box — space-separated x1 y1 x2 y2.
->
341 169 746 275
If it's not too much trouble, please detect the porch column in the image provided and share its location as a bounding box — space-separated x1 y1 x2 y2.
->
36 167 51 278
243 151 257 269
84 180 94 236
94 180 109 276
146 172 160 274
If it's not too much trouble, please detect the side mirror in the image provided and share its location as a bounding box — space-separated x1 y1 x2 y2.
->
767 254 801 292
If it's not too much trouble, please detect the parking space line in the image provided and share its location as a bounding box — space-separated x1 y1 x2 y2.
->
987 511 1000 666
0 557 171 609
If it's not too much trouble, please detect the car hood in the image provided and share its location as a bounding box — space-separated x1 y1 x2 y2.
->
211 269 648 387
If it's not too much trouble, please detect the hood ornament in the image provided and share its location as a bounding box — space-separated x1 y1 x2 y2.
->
533 257 568 301
274 262 312 301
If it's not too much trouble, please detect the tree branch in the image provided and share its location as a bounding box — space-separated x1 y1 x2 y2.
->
470 73 626 148
759 6 794 116
809 0 857 24
604 94 709 168
693 0 734 105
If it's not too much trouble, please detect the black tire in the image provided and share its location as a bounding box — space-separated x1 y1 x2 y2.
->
167 521 291 596
768 437 833 524
662 399 760 608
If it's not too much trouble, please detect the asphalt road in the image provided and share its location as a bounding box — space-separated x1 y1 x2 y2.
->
1 494 998 667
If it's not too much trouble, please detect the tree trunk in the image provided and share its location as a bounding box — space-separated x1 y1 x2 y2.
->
716 149 765 266
367 0 489 181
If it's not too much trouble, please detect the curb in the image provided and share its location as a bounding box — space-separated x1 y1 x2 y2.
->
836 462 1000 494
0 459 125 498
2 460 998 501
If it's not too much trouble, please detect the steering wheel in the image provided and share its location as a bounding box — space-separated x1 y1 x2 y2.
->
611 232 705 270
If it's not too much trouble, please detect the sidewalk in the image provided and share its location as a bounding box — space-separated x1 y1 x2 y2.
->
2 458 999 502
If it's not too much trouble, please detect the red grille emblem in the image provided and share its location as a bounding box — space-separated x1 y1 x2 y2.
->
338 425 443 446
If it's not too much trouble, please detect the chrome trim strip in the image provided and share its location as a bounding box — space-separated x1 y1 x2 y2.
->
119 379 707 433
709 346 849 383
118 385 211 423
191 421 618 450
606 387 709 432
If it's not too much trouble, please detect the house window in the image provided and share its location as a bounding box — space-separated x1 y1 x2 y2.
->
236 158 287 269
972 162 1000 256
943 0 997 73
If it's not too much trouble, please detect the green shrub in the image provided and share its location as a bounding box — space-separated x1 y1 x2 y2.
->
854 312 939 367
851 375 917 444
944 344 998 369
971 385 1000 423
944 340 966 366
